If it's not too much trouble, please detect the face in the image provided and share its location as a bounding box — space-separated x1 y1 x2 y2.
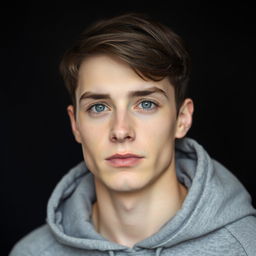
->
68 54 193 193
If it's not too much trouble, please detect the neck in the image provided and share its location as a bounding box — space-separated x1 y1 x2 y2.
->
92 168 187 248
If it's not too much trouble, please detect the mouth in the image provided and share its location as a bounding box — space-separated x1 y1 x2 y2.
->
105 153 144 167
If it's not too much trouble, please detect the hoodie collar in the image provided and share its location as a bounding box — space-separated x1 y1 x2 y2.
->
46 137 256 251
136 138 256 248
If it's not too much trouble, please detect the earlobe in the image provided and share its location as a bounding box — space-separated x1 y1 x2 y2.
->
67 105 82 143
175 99 194 139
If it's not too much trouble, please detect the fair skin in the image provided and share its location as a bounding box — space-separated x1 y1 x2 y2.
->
67 54 194 248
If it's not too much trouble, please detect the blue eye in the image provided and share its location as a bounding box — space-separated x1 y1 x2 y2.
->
89 104 107 113
139 101 156 110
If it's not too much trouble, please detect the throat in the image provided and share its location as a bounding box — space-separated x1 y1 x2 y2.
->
92 199 157 247
91 181 187 248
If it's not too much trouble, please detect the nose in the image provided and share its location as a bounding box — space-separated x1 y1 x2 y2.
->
109 110 135 143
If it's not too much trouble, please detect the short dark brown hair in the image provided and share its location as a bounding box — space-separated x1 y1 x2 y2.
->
59 13 191 112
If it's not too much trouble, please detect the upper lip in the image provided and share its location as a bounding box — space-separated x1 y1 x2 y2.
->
106 153 144 160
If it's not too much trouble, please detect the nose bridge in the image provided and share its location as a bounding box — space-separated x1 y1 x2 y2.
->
110 107 135 142
114 107 129 127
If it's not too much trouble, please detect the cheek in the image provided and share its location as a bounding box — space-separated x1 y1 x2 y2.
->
150 123 176 171
77 117 109 163
81 127 105 148
78 114 108 143
78 124 105 176
139 112 177 146
139 112 176 170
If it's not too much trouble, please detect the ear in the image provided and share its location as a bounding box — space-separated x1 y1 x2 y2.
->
175 98 194 139
67 105 82 143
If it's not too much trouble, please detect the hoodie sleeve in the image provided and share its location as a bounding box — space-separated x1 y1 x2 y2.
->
9 225 54 256
9 245 31 256
225 216 256 256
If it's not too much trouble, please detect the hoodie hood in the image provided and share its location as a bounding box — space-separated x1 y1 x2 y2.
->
46 137 256 253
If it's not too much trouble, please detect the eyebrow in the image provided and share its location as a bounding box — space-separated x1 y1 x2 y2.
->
79 87 169 103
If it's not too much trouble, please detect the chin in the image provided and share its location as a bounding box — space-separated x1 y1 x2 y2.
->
105 173 150 193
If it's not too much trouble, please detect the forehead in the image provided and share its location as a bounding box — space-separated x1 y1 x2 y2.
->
76 54 174 100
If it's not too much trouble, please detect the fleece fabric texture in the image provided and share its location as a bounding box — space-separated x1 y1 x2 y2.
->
10 138 256 256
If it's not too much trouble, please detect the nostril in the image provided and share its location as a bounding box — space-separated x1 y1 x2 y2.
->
110 131 135 143
127 135 133 140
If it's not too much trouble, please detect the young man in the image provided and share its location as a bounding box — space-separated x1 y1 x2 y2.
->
10 13 256 256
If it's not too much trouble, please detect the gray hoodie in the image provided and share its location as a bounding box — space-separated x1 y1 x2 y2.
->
10 138 256 256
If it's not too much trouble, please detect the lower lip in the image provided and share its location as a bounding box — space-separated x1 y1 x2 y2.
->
106 157 143 167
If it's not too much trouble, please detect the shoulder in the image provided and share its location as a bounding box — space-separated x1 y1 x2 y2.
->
225 215 256 256
9 225 56 256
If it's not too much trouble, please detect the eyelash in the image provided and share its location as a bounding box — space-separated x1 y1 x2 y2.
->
137 100 159 111
86 99 159 115
87 103 110 114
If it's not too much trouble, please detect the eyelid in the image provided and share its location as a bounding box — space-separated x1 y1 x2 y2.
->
86 101 110 109
86 102 111 114
136 98 160 105
135 99 160 111
85 98 160 114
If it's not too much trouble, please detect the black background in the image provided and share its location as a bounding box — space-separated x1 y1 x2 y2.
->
1 1 255 255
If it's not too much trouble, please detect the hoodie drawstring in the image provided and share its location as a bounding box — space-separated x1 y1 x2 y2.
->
108 250 115 256
108 247 163 256
155 247 163 256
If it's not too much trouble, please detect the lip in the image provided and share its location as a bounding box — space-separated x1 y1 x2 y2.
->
105 153 144 167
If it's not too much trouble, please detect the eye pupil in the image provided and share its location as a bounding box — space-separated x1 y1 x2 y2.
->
95 104 105 112
142 101 152 109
